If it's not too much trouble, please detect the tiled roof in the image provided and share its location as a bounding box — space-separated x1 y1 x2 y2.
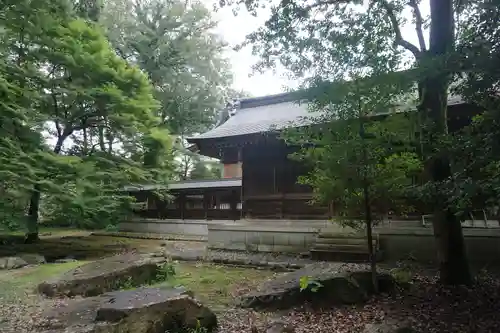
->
188 93 317 141
123 178 242 192
187 92 466 142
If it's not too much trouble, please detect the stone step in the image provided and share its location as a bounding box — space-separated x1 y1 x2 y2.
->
310 248 383 262
312 243 376 252
380 220 424 227
317 231 369 239
314 237 375 246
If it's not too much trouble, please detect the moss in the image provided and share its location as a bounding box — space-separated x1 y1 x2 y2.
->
153 263 277 311
0 261 86 301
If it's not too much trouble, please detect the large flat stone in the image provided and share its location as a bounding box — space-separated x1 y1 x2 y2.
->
0 256 28 270
38 287 217 333
238 262 394 310
37 253 161 297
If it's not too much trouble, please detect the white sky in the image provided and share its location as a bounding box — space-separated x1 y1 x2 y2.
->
209 0 430 97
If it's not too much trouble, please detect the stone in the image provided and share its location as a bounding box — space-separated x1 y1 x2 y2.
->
37 253 160 297
37 287 217 333
19 253 46 265
363 321 415 333
265 320 295 333
0 256 28 270
298 252 311 259
54 258 78 264
239 262 394 310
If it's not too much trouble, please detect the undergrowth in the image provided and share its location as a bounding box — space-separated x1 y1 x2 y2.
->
114 262 177 290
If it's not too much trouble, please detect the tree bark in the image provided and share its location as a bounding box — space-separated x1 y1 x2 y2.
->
420 0 472 285
25 134 67 243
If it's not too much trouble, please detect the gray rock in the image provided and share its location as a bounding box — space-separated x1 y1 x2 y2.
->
265 320 295 333
363 321 415 333
239 262 395 309
54 258 77 264
37 287 217 333
19 253 46 265
37 253 160 297
0 256 29 270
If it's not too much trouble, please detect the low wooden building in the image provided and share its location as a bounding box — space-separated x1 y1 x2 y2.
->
186 92 478 220
125 178 242 221
120 92 500 264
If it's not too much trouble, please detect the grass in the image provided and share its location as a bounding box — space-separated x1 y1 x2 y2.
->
0 232 167 259
153 262 277 311
0 231 278 312
0 261 86 301
0 258 276 311
0 227 89 237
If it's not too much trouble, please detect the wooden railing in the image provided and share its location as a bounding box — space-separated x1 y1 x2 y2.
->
420 211 500 229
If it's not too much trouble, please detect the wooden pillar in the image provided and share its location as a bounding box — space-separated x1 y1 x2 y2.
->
230 189 238 221
179 193 186 220
203 191 209 220
279 157 285 219
238 146 245 219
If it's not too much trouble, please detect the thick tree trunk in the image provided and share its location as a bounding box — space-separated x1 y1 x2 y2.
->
420 0 472 285
25 135 66 243
25 186 41 244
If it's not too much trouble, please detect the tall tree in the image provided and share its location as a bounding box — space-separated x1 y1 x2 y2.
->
0 0 165 240
286 75 422 289
444 0 500 223
100 0 236 179
100 0 234 135
229 0 474 284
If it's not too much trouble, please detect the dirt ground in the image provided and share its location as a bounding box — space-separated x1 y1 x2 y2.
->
1 230 500 333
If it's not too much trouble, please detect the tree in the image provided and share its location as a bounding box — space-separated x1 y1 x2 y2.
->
287 76 422 289
228 0 474 284
0 0 73 232
444 0 500 223
100 0 234 135
0 0 166 240
190 158 223 180
99 0 237 180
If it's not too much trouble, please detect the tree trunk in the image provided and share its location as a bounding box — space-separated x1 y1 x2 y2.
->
360 112 378 292
25 185 41 244
420 0 472 285
25 135 66 243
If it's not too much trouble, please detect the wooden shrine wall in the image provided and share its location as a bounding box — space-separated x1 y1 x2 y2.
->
242 142 330 220
130 188 241 220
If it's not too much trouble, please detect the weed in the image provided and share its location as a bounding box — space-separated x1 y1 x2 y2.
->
121 276 136 290
299 275 323 292
105 224 119 232
156 262 176 282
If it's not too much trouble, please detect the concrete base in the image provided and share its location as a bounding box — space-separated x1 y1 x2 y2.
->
119 218 239 238
208 219 329 253
119 218 500 264
377 226 500 264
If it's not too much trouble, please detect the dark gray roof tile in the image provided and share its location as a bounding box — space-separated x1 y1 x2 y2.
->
188 93 466 142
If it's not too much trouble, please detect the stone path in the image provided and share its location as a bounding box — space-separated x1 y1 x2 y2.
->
162 244 318 271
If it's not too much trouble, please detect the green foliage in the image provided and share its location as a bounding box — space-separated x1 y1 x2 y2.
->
286 77 422 226
190 159 223 180
156 262 177 282
438 1 500 218
299 275 323 293
104 224 119 232
100 0 234 135
0 0 173 233
100 0 237 180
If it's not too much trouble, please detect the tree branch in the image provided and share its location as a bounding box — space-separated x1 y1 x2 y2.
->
51 93 62 137
303 0 352 12
379 0 422 58
408 0 426 51
298 0 423 59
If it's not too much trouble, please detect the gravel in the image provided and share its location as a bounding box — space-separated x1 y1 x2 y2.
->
2 269 500 333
